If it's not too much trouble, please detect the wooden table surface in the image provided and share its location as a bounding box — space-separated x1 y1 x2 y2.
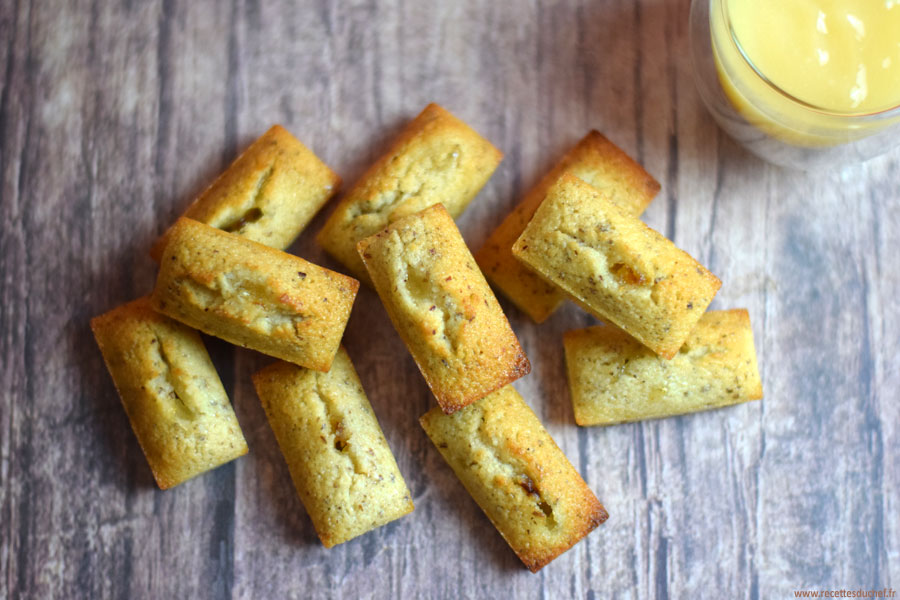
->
2 1 898 598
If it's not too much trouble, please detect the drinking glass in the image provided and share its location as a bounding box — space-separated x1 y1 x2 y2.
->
689 0 900 170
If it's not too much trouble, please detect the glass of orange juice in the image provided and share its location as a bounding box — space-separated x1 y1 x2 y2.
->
690 0 900 170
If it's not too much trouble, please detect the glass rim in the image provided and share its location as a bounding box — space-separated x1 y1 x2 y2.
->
715 0 900 121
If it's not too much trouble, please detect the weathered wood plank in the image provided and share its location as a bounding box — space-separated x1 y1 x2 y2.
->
1 1 30 596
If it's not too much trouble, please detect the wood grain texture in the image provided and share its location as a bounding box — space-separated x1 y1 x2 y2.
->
1 0 897 598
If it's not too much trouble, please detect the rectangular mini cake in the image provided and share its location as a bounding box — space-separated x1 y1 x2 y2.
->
91 297 248 489
476 131 659 323
151 218 359 372
151 125 340 260
252 348 414 548
419 385 608 572
317 103 503 283
564 309 763 425
512 173 721 358
357 203 530 414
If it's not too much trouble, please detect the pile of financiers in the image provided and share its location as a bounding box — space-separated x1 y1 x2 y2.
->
92 103 763 573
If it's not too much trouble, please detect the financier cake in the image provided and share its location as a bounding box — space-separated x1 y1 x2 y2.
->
151 125 340 260
357 203 530 414
564 309 763 426
91 297 248 489
512 173 721 358
252 348 414 548
151 217 359 372
317 103 503 283
476 131 659 323
420 385 608 572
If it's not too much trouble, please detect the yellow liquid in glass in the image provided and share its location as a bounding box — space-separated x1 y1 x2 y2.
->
712 0 900 146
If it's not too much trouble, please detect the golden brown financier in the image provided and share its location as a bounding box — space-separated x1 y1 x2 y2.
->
318 103 502 283
513 173 720 358
151 218 358 372
476 131 659 322
151 125 340 260
420 385 608 572
357 203 530 414
252 348 414 548
565 309 763 425
91 297 248 489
